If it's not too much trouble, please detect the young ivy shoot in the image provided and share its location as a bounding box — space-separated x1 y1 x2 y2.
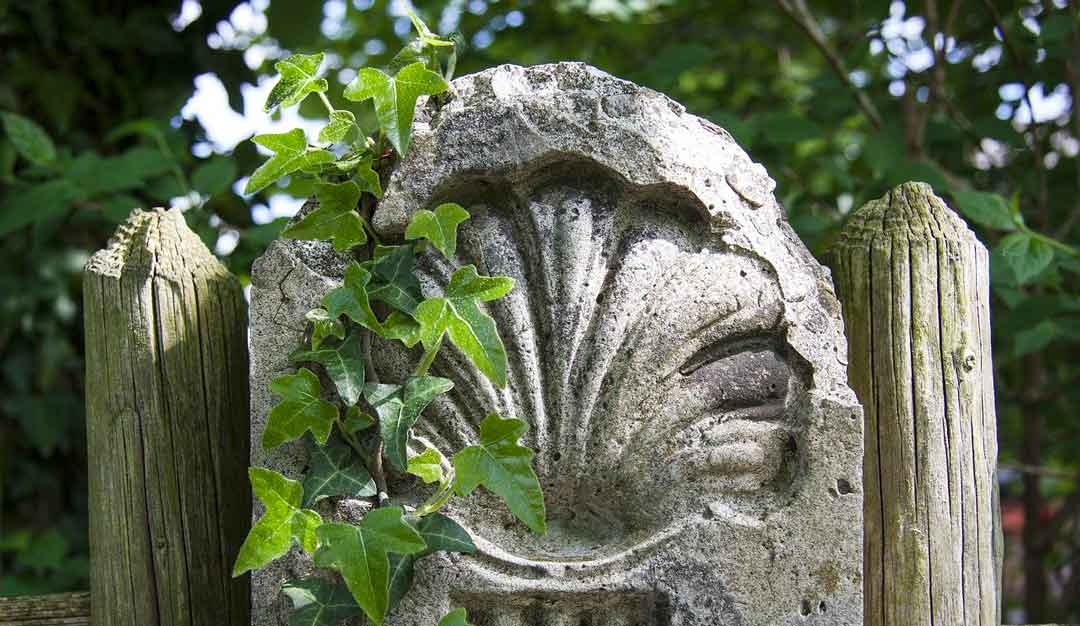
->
232 13 546 626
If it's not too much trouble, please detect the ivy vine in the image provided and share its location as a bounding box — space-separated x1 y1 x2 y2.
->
231 14 545 626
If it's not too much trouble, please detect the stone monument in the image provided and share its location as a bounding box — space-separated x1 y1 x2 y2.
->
249 62 864 626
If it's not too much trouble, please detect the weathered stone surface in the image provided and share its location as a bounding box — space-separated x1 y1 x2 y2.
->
250 62 863 626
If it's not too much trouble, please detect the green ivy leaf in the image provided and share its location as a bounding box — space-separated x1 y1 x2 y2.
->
415 265 513 387
281 577 361 626
439 608 475 626
405 203 469 258
265 53 329 113
323 261 383 333
381 312 422 348
1 112 56 166
453 413 546 534
233 468 322 576
386 553 415 612
313 508 426 625
192 157 237 196
283 181 367 252
998 232 1055 285
343 62 447 155
318 110 360 145
290 332 365 407
368 245 424 315
305 308 345 351
366 376 454 473
406 447 445 484
302 438 376 506
408 10 455 48
245 129 334 195
263 368 339 449
343 406 376 433
952 191 1017 231
413 513 475 556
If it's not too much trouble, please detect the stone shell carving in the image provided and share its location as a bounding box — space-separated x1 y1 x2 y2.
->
249 63 863 626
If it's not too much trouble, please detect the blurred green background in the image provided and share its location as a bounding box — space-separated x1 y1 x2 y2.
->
2 0 1079 621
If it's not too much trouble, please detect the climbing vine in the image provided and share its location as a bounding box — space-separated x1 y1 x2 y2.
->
231 14 545 626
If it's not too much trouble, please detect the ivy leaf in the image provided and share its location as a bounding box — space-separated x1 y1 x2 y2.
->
354 155 383 199
302 438 376 506
263 368 339 449
406 447 445 484
367 376 455 473
368 245 424 315
283 181 366 252
952 191 1017 232
1 112 56 166
408 10 455 47
323 261 383 333
281 577 361 626
265 53 329 113
453 413 546 534
305 308 345 351
289 331 365 405
232 468 322 576
405 203 469 258
245 129 334 195
382 312 422 348
386 553 415 612
415 265 513 387
313 507 426 625
439 608 475 626
343 62 447 155
318 110 360 145
344 405 376 433
998 232 1055 285
414 513 475 556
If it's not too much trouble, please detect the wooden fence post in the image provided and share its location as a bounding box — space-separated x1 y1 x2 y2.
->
829 181 1002 626
83 208 250 626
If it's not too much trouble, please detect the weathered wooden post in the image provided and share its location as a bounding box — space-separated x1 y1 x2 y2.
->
83 208 250 626
830 182 1002 626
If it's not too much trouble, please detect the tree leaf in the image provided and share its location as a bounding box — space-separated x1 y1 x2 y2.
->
281 577 361 626
323 261 383 333
406 447 445 484
0 179 80 236
265 53 329 113
283 180 367 252
998 232 1054 285
1 112 56 166
289 331 365 405
263 368 339 449
439 608 475 626
233 468 322 576
414 513 475 556
343 62 447 155
405 203 469 258
414 265 513 387
952 191 1017 231
368 376 455 473
305 308 345 350
368 244 424 314
192 157 237 196
313 507 426 625
245 129 334 195
453 413 546 534
302 438 376 506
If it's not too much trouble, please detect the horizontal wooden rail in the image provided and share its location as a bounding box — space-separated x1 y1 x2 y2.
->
0 592 90 625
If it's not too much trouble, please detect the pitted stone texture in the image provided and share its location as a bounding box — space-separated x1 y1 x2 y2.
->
249 63 863 626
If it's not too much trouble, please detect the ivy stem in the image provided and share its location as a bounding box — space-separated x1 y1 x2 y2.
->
373 441 389 506
317 91 335 116
336 418 371 466
413 335 443 377
411 435 456 516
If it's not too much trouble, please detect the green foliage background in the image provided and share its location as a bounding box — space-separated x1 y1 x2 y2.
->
2 0 1079 621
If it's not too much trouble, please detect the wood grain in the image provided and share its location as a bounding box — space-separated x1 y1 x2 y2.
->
0 592 90 625
830 182 1002 626
83 208 250 626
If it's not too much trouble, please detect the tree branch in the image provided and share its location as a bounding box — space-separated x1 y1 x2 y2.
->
775 0 883 129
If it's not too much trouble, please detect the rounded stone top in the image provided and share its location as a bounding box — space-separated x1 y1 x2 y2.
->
85 207 230 282
834 181 978 248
